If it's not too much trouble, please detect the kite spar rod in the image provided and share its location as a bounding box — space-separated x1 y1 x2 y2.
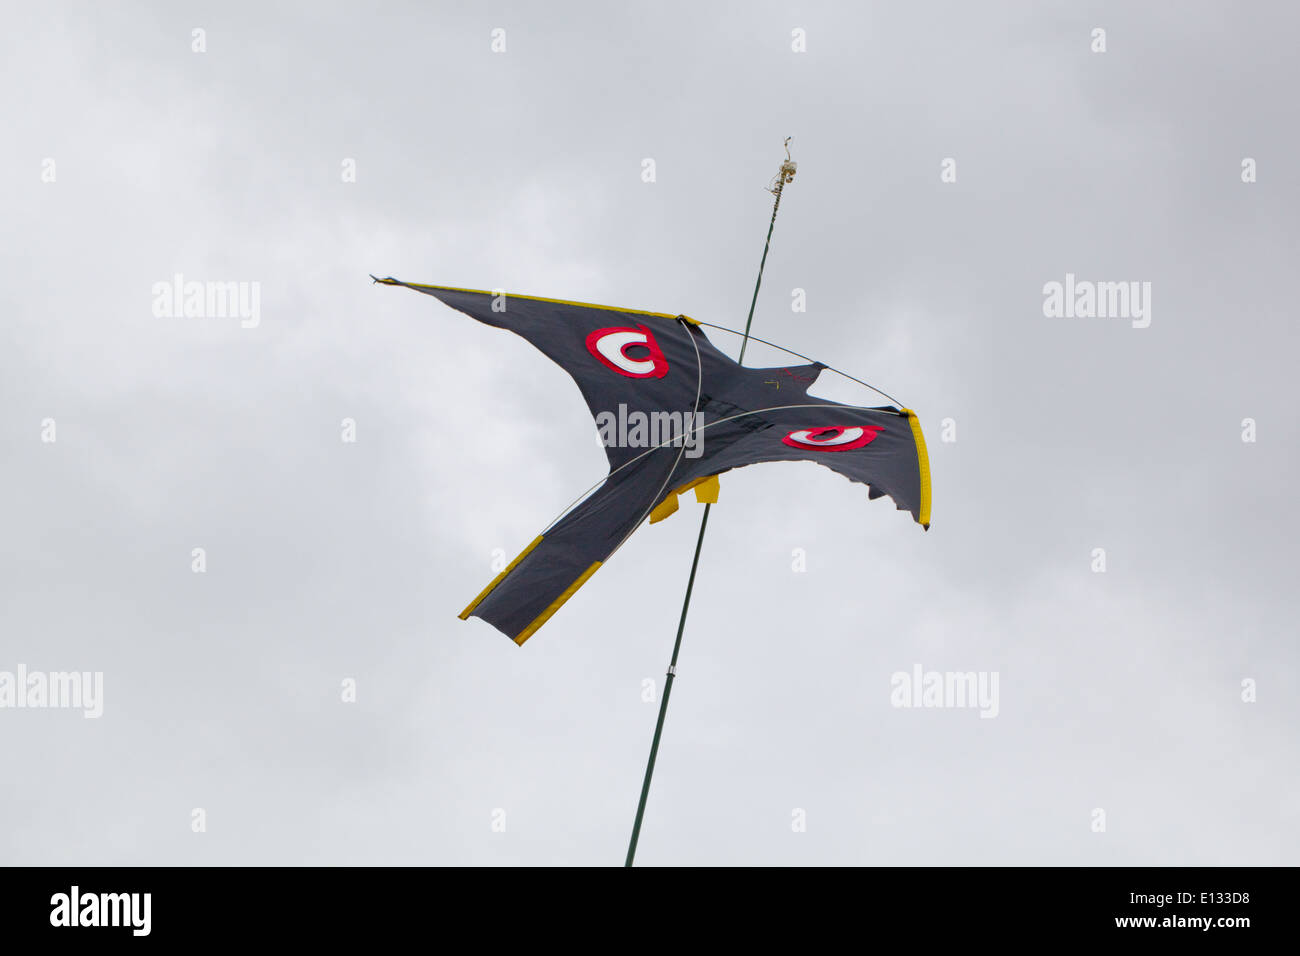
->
624 139 798 867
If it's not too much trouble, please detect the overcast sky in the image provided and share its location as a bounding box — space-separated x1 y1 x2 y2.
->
2 1 1297 866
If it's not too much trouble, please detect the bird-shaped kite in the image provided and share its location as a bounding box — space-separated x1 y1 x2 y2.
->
374 278 931 645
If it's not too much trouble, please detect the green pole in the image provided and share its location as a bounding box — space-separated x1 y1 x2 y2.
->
625 142 796 867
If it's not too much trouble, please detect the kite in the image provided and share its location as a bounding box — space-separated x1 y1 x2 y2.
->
377 140 931 867
373 278 932 645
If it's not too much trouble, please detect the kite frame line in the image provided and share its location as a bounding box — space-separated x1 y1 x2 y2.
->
620 315 706 548
692 320 906 410
624 139 800 867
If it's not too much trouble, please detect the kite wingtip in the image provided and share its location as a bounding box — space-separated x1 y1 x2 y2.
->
370 274 401 285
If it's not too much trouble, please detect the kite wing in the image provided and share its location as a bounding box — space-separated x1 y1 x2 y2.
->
377 278 930 644
648 397 930 528
374 278 728 471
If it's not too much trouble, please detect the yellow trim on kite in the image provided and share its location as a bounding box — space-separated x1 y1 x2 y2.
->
647 474 720 524
901 409 932 529
459 535 544 620
377 278 688 323
693 474 719 504
514 561 603 646
649 493 680 524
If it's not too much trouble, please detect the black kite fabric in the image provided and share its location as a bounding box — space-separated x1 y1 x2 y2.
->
377 278 931 645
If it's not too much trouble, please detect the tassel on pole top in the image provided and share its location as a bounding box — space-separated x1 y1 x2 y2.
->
739 137 797 364
769 136 797 195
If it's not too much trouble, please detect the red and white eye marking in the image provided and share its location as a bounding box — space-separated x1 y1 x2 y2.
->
782 425 880 451
585 325 669 378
